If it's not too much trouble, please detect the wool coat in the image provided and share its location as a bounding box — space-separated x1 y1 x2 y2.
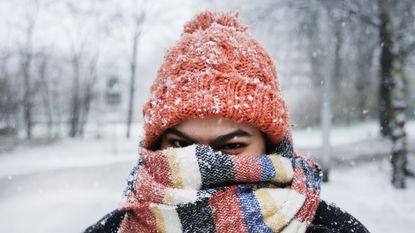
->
84 200 369 233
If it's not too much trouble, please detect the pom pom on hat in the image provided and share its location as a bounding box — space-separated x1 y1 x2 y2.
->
142 11 290 149
183 11 247 34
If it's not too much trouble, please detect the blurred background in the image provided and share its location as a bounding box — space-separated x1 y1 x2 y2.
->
0 0 414 232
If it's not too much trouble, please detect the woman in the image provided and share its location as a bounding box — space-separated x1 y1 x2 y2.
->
85 11 369 233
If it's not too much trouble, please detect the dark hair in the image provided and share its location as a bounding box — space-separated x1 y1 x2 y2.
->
151 135 163 150
261 132 275 154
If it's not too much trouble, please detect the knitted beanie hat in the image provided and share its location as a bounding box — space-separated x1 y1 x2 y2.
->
143 11 290 148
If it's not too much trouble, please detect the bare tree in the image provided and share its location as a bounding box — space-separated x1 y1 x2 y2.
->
62 0 104 137
319 5 336 182
378 0 395 138
125 1 147 139
0 49 18 136
19 0 40 139
338 0 415 188
35 52 55 139
68 46 83 137
79 53 100 136
390 57 408 188
338 0 415 137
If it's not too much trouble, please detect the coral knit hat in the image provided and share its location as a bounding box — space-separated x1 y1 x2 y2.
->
143 11 290 148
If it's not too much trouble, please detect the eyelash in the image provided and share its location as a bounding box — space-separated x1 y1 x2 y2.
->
168 140 246 152
169 140 191 148
218 143 246 150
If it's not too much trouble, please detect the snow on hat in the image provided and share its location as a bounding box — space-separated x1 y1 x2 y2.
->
142 11 290 148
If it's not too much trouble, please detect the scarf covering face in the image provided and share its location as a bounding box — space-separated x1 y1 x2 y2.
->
119 139 321 233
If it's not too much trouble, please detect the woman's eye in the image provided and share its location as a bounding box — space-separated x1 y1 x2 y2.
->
220 143 246 150
170 140 190 148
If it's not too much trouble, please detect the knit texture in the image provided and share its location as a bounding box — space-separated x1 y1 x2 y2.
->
142 11 290 148
119 138 321 233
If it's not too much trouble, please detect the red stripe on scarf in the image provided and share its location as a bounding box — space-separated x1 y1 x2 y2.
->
291 158 320 224
291 165 307 195
230 155 262 182
210 186 250 233
295 189 320 223
142 149 173 187
134 168 167 204
119 203 158 233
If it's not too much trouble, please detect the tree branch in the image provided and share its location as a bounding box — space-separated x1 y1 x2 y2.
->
341 8 379 28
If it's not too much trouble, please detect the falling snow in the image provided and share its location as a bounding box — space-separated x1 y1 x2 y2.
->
1 121 415 233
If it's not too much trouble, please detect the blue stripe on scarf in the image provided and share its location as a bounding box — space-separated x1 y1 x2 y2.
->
237 185 272 233
292 158 321 190
257 156 276 181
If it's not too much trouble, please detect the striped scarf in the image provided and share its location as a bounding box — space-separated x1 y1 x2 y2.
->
119 139 321 233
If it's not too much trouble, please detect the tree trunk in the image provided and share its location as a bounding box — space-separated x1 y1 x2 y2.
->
69 56 81 137
79 60 98 136
51 78 63 137
378 0 409 188
332 24 343 92
320 6 334 182
20 0 39 140
79 89 91 137
38 56 54 139
390 58 408 189
126 29 140 138
379 0 394 138
22 52 33 139
0 52 18 135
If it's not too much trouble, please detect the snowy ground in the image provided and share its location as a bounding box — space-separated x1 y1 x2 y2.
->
321 160 415 233
0 121 414 233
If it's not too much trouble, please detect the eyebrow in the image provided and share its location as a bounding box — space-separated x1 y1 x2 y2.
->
209 130 251 146
163 128 196 144
163 128 251 146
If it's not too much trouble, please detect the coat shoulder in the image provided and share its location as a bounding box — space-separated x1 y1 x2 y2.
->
84 201 369 233
307 200 370 233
